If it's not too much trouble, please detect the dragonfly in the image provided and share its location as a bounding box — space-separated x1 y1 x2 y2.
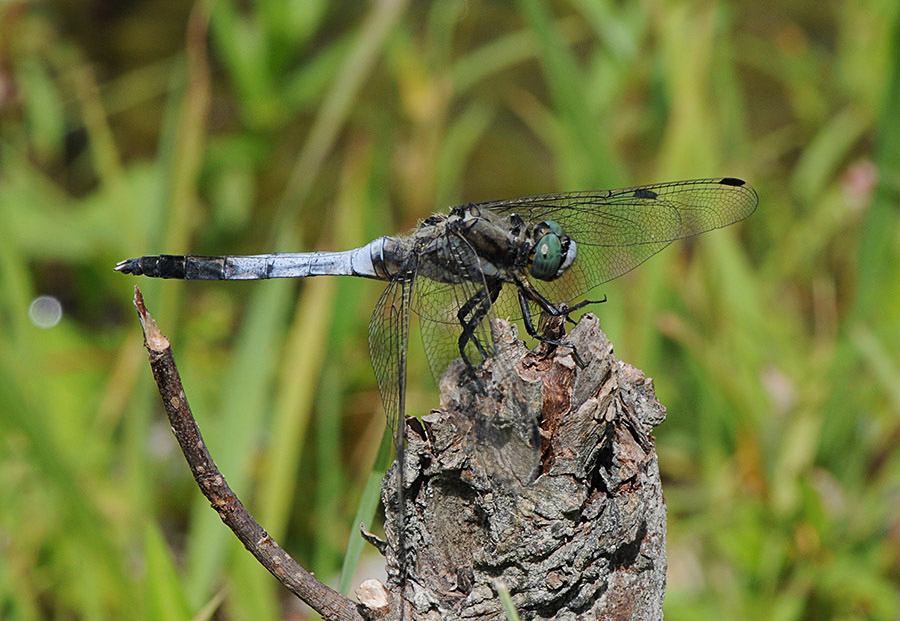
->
116 176 757 592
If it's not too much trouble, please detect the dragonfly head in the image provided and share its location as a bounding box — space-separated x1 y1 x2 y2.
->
529 221 577 281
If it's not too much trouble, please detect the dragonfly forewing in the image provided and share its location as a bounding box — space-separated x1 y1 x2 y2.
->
479 177 758 323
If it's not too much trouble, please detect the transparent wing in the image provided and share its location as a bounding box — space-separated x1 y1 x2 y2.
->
368 263 416 448
412 231 495 384
477 177 758 307
368 262 418 591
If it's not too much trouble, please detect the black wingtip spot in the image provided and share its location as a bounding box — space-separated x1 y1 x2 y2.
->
719 177 745 187
633 188 658 200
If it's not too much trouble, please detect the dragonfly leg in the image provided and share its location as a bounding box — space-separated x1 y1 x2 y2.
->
456 287 492 367
451 293 490 395
517 287 587 367
559 294 607 324
515 276 567 317
520 277 606 324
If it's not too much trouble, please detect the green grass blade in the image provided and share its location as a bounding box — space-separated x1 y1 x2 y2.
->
339 428 393 595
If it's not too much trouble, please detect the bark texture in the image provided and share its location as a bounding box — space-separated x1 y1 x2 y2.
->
371 313 668 620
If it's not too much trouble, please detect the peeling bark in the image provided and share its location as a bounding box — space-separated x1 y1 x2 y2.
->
366 313 668 620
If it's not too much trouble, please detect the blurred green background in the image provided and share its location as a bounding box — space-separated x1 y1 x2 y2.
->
2 0 899 619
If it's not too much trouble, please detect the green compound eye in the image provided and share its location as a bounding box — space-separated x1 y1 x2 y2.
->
545 220 563 236
531 231 563 280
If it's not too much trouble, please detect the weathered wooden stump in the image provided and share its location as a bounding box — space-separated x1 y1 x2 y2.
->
368 314 668 620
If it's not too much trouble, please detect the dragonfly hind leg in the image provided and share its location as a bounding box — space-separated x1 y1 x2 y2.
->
451 286 500 396
456 287 493 367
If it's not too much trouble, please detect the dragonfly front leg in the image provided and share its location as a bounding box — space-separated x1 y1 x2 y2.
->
514 278 608 368
516 287 586 367
518 277 605 325
557 295 606 324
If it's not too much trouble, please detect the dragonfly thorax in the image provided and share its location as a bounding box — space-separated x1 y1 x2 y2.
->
528 220 577 281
